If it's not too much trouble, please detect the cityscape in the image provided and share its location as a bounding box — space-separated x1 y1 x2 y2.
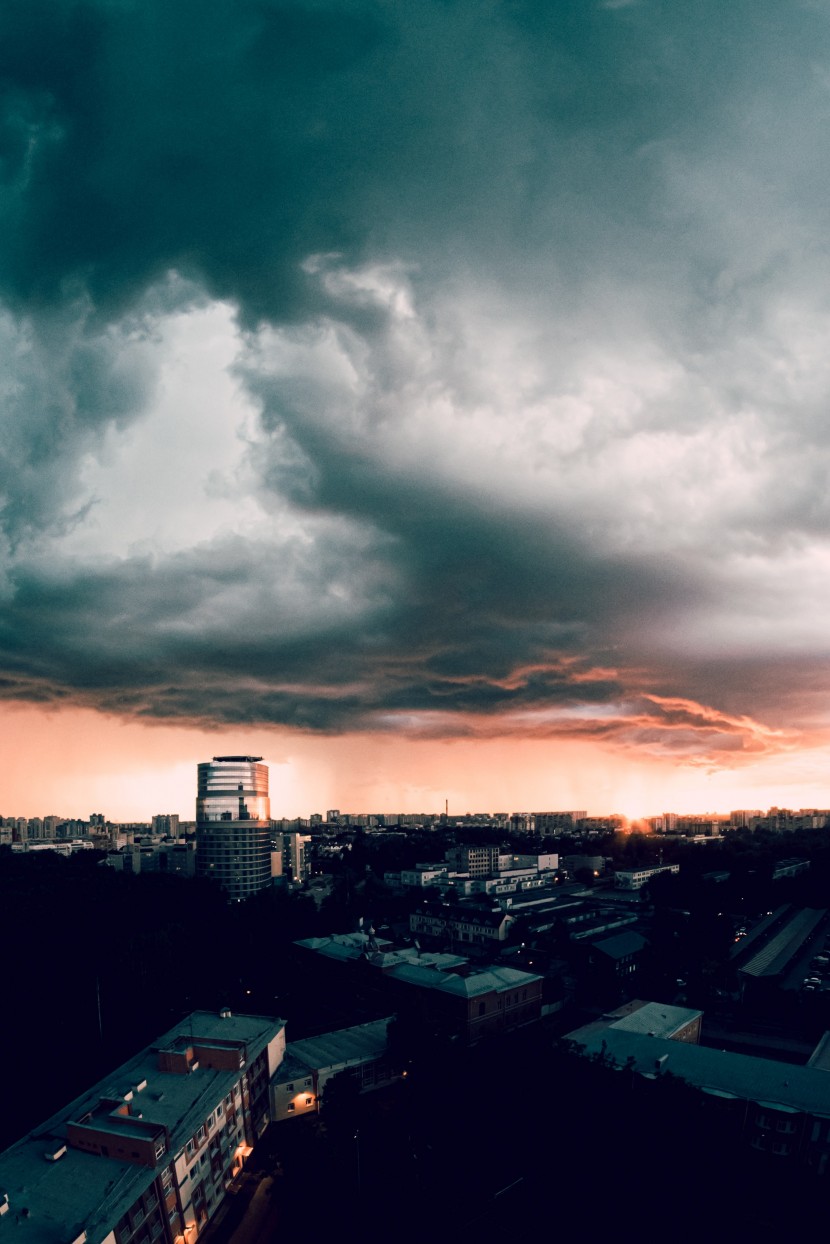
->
4 0 830 1239
4 755 830 1238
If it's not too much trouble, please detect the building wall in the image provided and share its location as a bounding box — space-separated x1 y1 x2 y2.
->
614 865 680 890
673 1015 702 1043
271 1075 317 1122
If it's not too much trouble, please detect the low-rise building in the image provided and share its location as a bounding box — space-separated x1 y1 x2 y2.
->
270 1019 396 1122
772 857 810 880
614 864 679 890
409 903 514 947
570 999 703 1045
734 905 828 1000
388 962 543 1041
399 864 449 888
584 930 649 995
295 933 543 1041
567 1022 830 1173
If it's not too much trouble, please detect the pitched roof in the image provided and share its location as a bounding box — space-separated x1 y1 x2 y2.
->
281 1019 392 1072
387 962 542 998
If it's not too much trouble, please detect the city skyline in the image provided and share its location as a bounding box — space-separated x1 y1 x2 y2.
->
1 709 829 826
2 4 830 819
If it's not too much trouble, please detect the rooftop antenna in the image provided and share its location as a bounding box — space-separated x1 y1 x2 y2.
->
445 798 448 817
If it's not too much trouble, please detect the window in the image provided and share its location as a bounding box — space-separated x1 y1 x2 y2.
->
186 1140 195 1156
287 1104 295 1112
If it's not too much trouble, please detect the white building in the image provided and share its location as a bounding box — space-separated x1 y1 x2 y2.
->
614 864 679 890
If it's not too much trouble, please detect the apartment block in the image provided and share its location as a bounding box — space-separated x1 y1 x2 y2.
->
0 1010 285 1244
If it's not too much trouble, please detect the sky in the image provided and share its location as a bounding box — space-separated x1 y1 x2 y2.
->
2 0 830 821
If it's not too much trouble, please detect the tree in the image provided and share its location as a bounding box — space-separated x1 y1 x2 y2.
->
320 1068 362 1142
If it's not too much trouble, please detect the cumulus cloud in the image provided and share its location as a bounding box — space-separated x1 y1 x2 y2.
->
1 0 830 767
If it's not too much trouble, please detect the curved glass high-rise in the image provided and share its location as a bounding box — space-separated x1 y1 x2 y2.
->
196 756 272 901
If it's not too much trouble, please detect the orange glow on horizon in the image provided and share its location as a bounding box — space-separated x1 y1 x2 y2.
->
1 701 829 823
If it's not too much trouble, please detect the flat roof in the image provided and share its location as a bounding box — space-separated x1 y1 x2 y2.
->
568 1027 830 1117
570 1000 702 1041
0 1134 155 1244
0 1011 284 1244
591 931 647 959
609 1001 702 1038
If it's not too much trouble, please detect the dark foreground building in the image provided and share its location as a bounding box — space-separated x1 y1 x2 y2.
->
0 1010 285 1243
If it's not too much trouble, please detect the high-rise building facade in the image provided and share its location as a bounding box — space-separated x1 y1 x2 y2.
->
283 830 312 884
152 812 181 836
196 756 272 901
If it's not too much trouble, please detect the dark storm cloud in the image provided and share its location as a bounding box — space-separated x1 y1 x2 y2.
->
3 0 821 323
0 517 661 731
1 0 830 753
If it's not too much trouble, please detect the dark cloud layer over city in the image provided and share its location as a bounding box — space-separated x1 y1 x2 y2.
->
2 0 830 775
